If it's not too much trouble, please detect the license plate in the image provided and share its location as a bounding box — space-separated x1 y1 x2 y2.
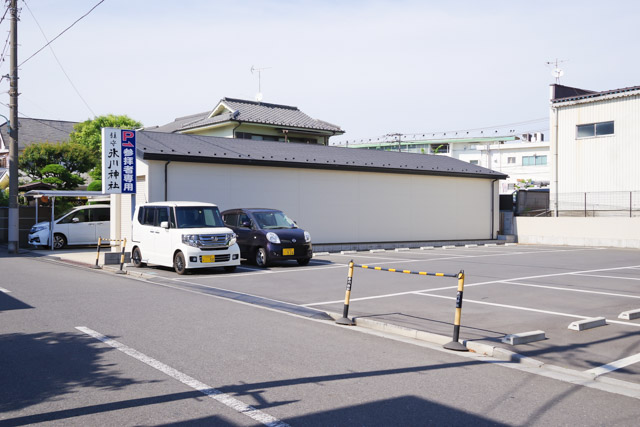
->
201 255 215 263
283 248 294 256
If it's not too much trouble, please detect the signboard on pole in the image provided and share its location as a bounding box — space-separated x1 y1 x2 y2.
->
101 128 136 194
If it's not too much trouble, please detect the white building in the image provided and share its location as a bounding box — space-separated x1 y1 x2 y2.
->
111 131 508 250
549 84 640 215
344 134 549 194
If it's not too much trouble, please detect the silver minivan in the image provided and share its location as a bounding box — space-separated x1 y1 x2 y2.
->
130 201 240 275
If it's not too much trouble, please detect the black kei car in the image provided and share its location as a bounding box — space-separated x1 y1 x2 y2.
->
221 208 312 267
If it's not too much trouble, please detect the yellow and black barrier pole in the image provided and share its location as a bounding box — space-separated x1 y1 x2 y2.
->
115 238 127 274
444 270 468 351
336 260 356 326
91 237 103 269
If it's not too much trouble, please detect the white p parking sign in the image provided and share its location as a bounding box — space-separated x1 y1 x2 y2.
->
102 128 137 194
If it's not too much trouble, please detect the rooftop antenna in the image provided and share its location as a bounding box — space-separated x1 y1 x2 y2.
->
545 58 566 84
250 65 271 102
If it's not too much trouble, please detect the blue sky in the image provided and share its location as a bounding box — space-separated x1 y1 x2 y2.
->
2 0 638 143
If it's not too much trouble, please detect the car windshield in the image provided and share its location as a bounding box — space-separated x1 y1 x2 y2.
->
175 206 225 229
253 211 297 229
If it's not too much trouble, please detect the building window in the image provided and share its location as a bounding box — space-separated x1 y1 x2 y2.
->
430 143 449 154
522 155 547 166
576 121 614 138
470 160 479 165
507 157 516 164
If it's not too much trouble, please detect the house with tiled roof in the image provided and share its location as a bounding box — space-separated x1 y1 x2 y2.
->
0 118 77 169
148 97 344 145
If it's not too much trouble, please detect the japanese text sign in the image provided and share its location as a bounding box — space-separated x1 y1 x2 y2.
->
101 128 137 194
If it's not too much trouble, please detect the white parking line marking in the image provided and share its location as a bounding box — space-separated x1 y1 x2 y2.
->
586 353 640 377
76 326 289 427
0 287 11 293
571 273 640 281
415 293 640 328
303 264 640 307
506 282 640 299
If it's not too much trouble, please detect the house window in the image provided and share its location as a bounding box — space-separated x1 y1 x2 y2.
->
507 157 516 164
522 155 547 166
576 121 614 138
469 160 479 165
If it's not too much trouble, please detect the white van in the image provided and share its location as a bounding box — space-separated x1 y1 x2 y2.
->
131 201 240 274
28 204 110 249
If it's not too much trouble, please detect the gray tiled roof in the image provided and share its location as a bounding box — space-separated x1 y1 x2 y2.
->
0 118 77 150
136 131 507 180
149 98 344 134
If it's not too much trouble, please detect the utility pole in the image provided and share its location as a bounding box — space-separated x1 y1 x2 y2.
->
7 0 19 253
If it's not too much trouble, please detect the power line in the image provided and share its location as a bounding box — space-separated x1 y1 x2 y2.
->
19 0 106 67
22 0 96 117
0 99 79 135
335 117 550 145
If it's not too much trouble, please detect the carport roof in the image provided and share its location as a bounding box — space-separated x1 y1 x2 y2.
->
136 131 508 180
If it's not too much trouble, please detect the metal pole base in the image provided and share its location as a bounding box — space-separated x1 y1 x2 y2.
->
90 265 102 269
443 341 468 352
115 270 127 275
336 317 355 326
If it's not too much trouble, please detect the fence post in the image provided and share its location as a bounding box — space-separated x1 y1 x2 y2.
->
91 237 102 269
115 238 127 274
336 260 356 326
444 270 468 351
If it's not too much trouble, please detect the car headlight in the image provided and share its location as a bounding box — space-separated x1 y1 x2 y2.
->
30 225 48 233
182 234 201 247
228 233 237 246
304 231 311 243
266 232 281 244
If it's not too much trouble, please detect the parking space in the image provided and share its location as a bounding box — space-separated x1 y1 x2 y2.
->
131 244 640 384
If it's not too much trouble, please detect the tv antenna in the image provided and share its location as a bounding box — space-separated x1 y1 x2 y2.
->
251 65 271 102
545 58 566 84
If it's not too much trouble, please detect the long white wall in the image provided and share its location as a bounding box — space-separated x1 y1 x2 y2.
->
514 217 640 248
131 160 498 244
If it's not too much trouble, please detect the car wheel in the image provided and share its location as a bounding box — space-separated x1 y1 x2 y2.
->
224 265 237 273
255 247 269 268
297 257 311 266
53 233 67 249
174 251 187 275
131 247 145 268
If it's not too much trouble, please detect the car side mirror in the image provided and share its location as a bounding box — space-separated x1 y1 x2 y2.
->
72 217 80 223
160 221 170 229
241 220 252 228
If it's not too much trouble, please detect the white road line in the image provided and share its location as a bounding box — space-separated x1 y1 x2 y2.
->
585 353 640 377
76 326 289 427
505 281 640 299
415 293 640 328
302 284 459 307
571 273 640 281
0 287 11 293
302 264 640 307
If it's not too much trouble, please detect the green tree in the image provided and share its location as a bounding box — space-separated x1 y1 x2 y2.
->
69 114 142 189
40 164 85 190
19 141 95 181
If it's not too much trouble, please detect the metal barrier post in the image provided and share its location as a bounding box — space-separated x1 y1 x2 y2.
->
91 237 103 269
336 260 356 325
115 238 127 274
444 270 468 351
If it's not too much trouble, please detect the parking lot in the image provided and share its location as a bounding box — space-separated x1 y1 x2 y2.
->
119 243 640 385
